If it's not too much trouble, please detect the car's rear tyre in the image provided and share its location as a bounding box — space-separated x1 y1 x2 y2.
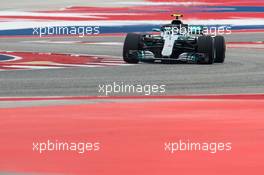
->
214 35 226 63
197 35 214 64
123 33 141 64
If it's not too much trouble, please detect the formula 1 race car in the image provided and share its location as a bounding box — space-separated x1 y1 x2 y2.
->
123 14 226 64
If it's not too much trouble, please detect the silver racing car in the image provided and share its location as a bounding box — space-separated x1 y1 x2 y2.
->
123 14 226 64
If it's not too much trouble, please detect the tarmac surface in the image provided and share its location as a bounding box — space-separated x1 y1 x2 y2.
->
0 33 264 98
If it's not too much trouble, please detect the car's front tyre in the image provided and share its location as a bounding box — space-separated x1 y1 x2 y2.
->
123 33 141 64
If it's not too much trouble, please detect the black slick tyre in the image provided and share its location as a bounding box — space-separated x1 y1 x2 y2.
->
214 35 226 63
197 35 214 64
123 33 141 64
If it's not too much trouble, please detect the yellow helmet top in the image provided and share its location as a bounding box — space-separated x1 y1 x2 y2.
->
171 14 183 19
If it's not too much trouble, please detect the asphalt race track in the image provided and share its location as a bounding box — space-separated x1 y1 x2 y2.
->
0 33 264 98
